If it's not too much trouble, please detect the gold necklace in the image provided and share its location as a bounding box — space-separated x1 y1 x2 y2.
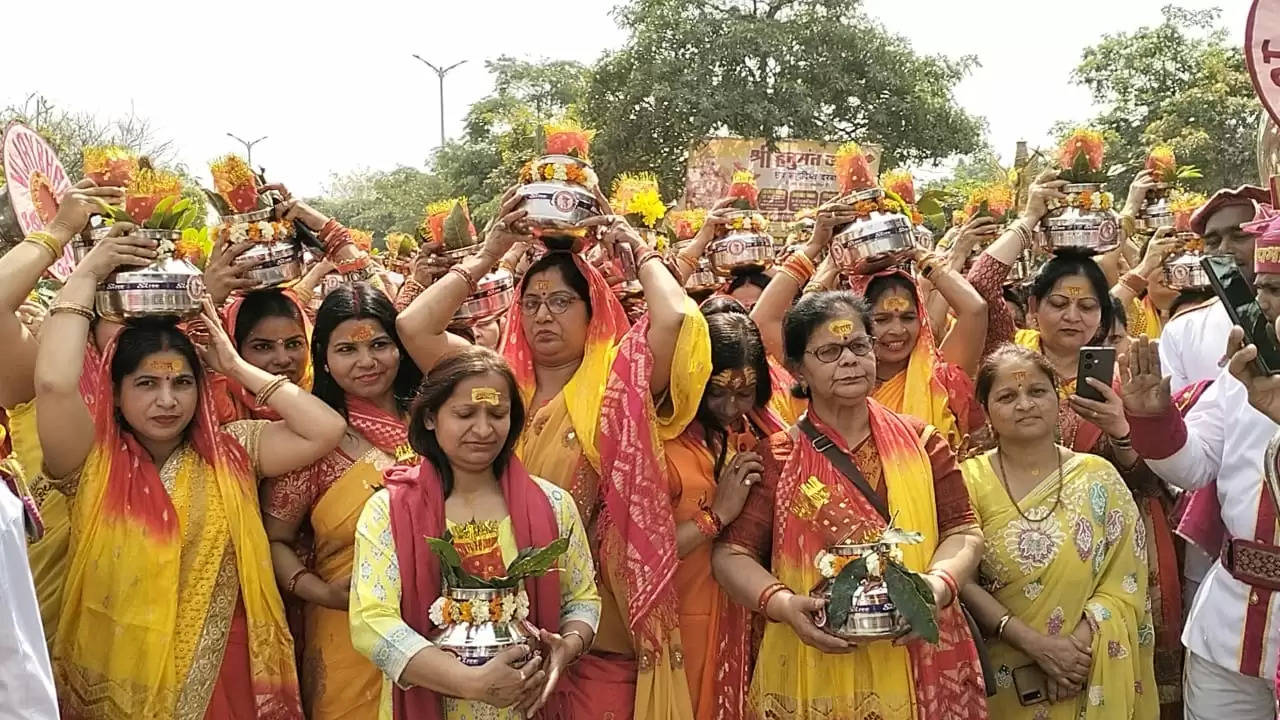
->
995 446 1064 523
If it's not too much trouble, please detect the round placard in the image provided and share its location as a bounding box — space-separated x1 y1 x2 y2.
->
3 123 71 236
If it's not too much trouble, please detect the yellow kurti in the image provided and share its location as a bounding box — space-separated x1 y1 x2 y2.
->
349 477 601 720
961 452 1158 719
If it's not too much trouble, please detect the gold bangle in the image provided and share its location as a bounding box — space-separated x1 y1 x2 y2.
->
561 629 592 664
802 282 826 295
497 259 517 274
24 232 62 262
49 301 95 321
675 252 699 272
254 375 289 406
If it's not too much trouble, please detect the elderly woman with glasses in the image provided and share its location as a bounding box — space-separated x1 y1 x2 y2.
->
397 187 712 719
711 290 988 720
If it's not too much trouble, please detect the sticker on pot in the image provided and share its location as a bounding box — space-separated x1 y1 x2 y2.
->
186 274 206 301
1099 219 1118 243
552 191 577 213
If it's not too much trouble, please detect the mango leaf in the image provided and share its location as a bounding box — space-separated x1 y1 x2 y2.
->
826 554 868 629
915 189 954 218
972 199 992 219
101 201 136 225
201 187 233 217
1175 164 1203 180
883 563 939 643
149 195 176 223
425 534 462 569
504 536 569 579
174 204 201 230
1105 163 1128 178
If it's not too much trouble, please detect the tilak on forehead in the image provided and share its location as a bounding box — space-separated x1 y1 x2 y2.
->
709 367 758 390
1062 282 1088 298
879 296 912 313
347 322 378 343
1011 370 1028 383
144 358 185 374
828 319 854 339
533 279 552 293
471 387 501 406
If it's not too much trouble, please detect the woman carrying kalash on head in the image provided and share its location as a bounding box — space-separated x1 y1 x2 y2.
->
35 224 346 719
397 187 710 719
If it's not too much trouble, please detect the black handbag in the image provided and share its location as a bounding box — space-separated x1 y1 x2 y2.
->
797 417 998 697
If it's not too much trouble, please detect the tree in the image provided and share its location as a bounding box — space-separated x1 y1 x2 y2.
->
1071 5 1258 193
308 166 447 239
583 0 986 195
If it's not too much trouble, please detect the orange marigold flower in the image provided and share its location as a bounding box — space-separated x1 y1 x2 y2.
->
667 209 707 240
964 183 1014 221
349 229 373 252
1057 128 1105 173
83 146 138 187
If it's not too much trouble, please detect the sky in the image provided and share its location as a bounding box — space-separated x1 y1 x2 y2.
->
2 0 1251 197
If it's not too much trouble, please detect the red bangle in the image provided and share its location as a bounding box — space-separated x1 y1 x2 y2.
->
448 265 478 293
691 509 722 538
757 581 789 620
286 567 308 596
930 568 959 608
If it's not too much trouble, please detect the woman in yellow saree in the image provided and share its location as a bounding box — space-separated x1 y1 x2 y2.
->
398 189 710 720
959 345 1156 719
35 230 347 719
262 283 424 720
712 290 988 720
0 182 122 646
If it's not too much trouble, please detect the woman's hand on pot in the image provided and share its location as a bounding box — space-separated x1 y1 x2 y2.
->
770 592 856 654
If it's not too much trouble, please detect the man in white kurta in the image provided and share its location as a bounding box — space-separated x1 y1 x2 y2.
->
0 478 57 719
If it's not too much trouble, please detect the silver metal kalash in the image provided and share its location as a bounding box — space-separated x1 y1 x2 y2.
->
1162 234 1212 291
1037 183 1121 253
670 239 721 295
1137 183 1175 232
810 542 909 641
708 210 775 276
451 269 515 328
828 188 916 275
92 229 205 320
516 154 601 252
426 587 539 666
213 207 302 290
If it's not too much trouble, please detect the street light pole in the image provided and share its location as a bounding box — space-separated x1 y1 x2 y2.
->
226 132 268 166
411 55 467 148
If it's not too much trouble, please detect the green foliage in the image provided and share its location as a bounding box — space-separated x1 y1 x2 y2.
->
827 555 868 629
104 196 202 230
308 166 448 237
426 530 569 590
883 563 939 643
1070 5 1257 193
584 0 984 195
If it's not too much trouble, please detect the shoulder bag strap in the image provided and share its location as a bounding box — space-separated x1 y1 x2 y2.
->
797 415 889 521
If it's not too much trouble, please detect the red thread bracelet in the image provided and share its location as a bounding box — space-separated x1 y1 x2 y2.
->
930 568 959 608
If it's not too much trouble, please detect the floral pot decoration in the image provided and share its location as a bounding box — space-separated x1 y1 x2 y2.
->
207 154 302 291
516 119 602 252
710 171 775 277
811 524 939 643
1038 128 1125 253
829 142 915 275
1162 190 1210 291
384 232 419 275
82 146 139 188
665 208 720 295
1138 145 1203 233
610 172 669 297
881 168 931 249
81 159 207 320
424 531 569 666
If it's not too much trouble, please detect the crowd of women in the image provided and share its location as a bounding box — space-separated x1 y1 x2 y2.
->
4 146 1280 720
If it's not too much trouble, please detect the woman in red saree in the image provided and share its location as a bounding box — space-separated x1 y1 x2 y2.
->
664 308 784 719
398 189 710 720
261 283 424 720
34 229 347 719
712 290 988 720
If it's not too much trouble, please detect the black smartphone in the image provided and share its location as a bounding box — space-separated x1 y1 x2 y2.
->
1076 346 1116 402
1012 664 1049 706
1201 255 1280 375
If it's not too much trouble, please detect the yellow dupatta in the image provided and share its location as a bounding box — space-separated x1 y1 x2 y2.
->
55 342 300 719
1125 296 1163 339
754 405 983 720
961 452 1157 719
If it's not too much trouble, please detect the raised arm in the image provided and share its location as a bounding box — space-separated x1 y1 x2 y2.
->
36 227 157 478
1110 228 1176 308
752 203 851 361
397 188 530 372
0 183 123 408
923 249 989 376
192 298 344 478
922 217 999 337
670 200 735 283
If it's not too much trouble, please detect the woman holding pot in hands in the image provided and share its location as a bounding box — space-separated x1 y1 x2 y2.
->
36 225 347 719
712 290 987 720
959 345 1155 719
398 187 711 719
349 347 600 719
